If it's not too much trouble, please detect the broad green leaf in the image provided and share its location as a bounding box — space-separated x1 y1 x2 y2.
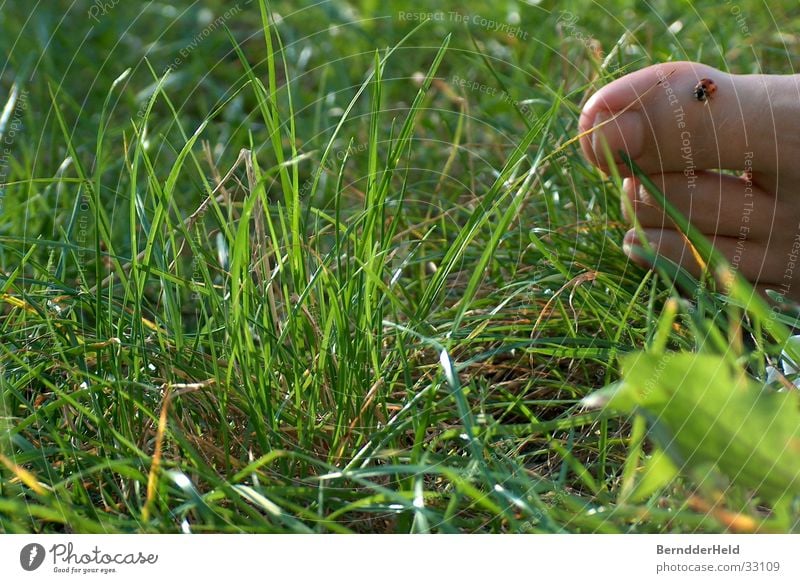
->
584 352 800 501
628 449 680 503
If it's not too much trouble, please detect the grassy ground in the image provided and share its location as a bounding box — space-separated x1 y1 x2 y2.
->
1 0 800 533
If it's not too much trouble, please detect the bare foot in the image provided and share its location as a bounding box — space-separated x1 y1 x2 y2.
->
579 61 800 303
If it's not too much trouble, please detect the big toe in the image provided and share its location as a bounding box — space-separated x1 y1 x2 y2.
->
579 61 800 188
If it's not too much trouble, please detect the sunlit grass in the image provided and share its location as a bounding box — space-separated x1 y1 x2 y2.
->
1 0 798 533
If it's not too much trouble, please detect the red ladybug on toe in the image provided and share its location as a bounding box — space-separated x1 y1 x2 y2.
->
693 78 717 102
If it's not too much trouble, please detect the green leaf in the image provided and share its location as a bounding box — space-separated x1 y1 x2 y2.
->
584 352 800 501
629 448 680 503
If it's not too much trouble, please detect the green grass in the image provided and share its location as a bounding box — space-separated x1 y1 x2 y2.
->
1 0 800 533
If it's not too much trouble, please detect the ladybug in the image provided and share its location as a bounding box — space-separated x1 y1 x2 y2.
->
693 78 717 102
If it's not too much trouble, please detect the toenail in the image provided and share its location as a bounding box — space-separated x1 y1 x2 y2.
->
622 177 649 203
637 183 653 204
591 110 644 161
622 239 634 257
622 229 654 259
622 230 638 256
